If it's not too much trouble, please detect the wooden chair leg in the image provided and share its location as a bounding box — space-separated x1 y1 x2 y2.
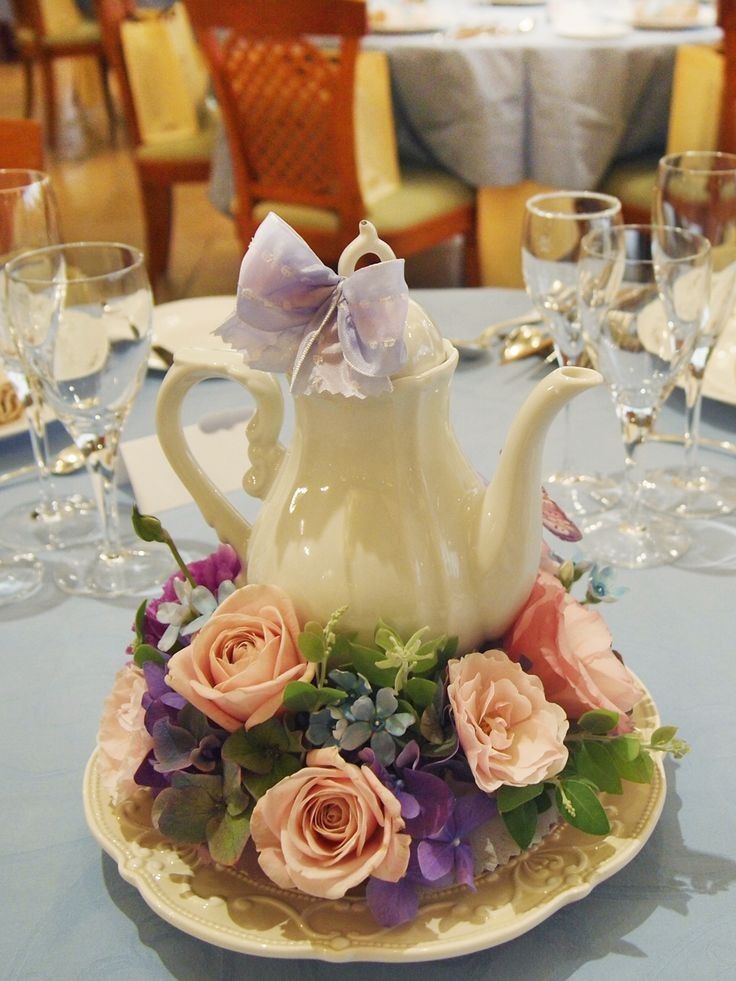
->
98 55 116 144
39 56 57 148
140 178 173 285
21 57 35 118
463 226 480 287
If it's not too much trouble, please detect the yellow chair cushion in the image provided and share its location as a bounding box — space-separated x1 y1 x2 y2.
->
476 180 556 288
599 155 660 215
252 168 473 235
134 124 214 164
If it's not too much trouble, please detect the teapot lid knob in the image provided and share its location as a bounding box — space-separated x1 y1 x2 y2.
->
337 220 396 276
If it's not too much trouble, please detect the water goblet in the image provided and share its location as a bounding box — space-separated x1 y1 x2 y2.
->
0 168 97 553
578 224 711 568
645 150 736 517
522 190 623 517
6 242 174 596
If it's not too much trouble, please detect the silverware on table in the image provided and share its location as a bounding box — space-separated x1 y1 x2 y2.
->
0 444 85 487
451 310 543 361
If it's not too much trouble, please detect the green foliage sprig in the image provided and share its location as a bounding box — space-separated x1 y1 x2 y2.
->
498 709 690 848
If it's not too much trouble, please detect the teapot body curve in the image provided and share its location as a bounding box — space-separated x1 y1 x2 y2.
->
245 345 493 648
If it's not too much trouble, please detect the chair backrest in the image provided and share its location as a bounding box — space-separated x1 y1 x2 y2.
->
719 0 736 151
183 0 369 250
11 0 85 39
0 117 44 169
97 0 208 148
666 45 725 154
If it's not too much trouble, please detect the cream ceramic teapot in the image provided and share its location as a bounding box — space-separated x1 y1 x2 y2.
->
156 216 601 650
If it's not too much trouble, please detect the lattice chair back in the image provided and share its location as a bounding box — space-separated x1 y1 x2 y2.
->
184 0 367 263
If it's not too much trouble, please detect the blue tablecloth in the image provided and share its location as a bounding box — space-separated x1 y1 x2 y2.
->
1 288 735 979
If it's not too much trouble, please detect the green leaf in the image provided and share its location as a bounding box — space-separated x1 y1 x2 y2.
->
535 788 552 813
613 749 654 784
134 598 148 642
651 725 678 747
206 809 251 866
610 735 641 763
317 686 345 706
348 642 397 688
574 742 623 795
496 783 545 814
298 631 326 663
282 681 321 713
222 759 250 815
133 643 165 668
404 677 437 712
577 709 619 735
221 728 273 774
170 771 223 794
501 798 538 849
152 785 222 843
555 779 610 836
243 753 301 799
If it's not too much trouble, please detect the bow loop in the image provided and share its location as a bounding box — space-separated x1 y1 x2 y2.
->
215 213 409 397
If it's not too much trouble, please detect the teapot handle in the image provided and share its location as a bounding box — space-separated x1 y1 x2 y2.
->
155 348 285 555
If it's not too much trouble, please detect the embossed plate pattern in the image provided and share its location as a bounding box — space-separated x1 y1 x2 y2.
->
84 687 665 962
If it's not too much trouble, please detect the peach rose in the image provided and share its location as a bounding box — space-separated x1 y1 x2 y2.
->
504 571 640 725
166 583 314 732
250 746 411 899
97 664 153 804
447 650 568 792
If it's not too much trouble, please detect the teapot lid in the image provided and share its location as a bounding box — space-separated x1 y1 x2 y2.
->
338 221 446 378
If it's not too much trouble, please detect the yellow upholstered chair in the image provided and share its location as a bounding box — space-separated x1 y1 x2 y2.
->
600 44 725 222
183 0 478 283
96 0 214 286
476 180 557 288
10 0 115 148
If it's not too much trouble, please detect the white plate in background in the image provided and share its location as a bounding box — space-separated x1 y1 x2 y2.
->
149 295 236 371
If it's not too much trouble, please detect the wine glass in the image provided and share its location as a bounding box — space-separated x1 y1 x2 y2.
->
522 190 623 517
5 242 174 596
578 224 711 568
645 150 736 517
0 168 97 552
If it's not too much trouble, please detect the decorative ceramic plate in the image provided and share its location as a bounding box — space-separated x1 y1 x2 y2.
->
84 688 665 962
0 404 54 442
149 296 236 372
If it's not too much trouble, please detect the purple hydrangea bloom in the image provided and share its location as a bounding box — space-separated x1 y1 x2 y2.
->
360 741 454 838
141 544 241 648
141 660 186 735
365 789 497 927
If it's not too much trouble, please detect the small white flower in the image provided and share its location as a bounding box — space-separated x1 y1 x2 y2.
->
156 578 237 651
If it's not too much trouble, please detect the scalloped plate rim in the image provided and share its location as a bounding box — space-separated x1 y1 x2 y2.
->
84 683 667 962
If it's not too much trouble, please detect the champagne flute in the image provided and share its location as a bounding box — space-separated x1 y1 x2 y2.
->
645 150 736 517
5 242 174 596
522 190 623 517
578 224 711 568
0 168 97 552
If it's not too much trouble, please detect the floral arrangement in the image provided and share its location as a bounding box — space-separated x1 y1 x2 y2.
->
96 508 687 929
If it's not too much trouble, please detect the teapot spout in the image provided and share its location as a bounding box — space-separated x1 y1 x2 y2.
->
478 366 602 636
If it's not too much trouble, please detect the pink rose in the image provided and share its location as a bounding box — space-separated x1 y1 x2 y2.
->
504 571 640 725
250 746 411 899
166 584 314 731
447 650 568 792
97 664 153 804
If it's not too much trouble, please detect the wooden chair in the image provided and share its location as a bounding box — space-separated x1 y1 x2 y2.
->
601 0 736 221
9 0 115 149
0 117 44 169
96 0 214 287
183 0 478 283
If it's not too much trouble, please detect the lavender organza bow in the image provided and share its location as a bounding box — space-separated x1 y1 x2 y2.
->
215 213 409 398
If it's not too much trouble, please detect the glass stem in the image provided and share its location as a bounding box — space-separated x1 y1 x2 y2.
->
620 408 652 528
682 346 708 480
82 430 122 558
16 371 58 517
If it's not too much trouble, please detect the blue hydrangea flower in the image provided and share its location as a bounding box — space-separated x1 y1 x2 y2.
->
333 688 415 764
586 563 627 604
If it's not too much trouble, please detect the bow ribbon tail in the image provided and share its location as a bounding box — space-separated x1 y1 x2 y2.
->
289 290 339 393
